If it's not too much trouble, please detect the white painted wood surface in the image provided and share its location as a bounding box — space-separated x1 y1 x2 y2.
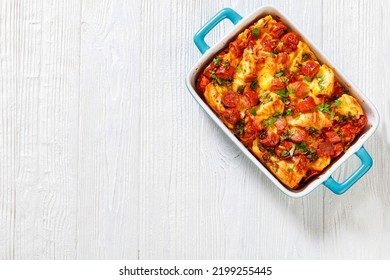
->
0 0 389 260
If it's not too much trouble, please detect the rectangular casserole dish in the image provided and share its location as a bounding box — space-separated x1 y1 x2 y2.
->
185 6 379 197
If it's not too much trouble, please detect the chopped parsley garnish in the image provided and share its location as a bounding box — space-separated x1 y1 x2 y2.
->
316 100 342 119
267 117 276 127
248 108 257 116
281 150 289 157
316 102 331 113
316 75 325 90
270 53 276 58
252 28 260 38
235 66 243 71
275 71 284 78
209 70 229 86
274 113 283 119
297 142 309 154
288 168 295 172
209 71 220 84
331 99 342 107
289 144 296 157
304 76 312 82
250 80 258 91
213 56 222 67
276 88 294 98
283 99 290 105
284 107 293 116
276 89 288 98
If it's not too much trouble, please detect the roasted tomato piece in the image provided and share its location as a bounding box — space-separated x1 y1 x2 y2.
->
240 121 260 145
241 89 259 107
287 72 298 83
322 129 341 144
297 96 316 113
288 81 309 98
274 117 288 133
301 60 320 80
279 32 299 53
294 154 309 172
270 22 288 38
261 37 277 52
317 141 334 157
221 108 241 125
259 129 280 147
281 32 299 45
196 74 210 93
221 90 239 108
333 143 344 157
290 127 309 143
215 63 235 80
270 78 285 92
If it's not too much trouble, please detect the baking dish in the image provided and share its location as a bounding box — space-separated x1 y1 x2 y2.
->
185 6 379 197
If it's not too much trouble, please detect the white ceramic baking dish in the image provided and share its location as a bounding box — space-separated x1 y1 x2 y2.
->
185 6 380 197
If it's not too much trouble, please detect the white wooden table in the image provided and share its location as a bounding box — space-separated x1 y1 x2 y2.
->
0 0 389 259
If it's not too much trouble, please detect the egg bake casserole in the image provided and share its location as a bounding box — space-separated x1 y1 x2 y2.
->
196 15 367 189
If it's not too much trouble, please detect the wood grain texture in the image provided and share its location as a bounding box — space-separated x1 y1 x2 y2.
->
0 0 389 260
77 0 141 259
0 0 80 259
322 0 390 259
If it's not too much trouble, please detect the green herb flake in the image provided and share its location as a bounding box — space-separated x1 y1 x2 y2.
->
250 80 258 91
275 71 284 78
288 88 295 95
267 117 276 127
281 150 289 157
248 108 257 116
289 144 296 157
252 28 260 38
283 99 290 105
213 57 222 67
316 75 325 90
235 66 243 71
297 142 309 154
276 89 288 98
270 53 276 58
288 168 296 172
331 99 342 107
284 108 293 116
304 76 312 82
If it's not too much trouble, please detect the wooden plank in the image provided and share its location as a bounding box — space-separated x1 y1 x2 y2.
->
0 0 81 259
77 0 141 259
322 0 390 259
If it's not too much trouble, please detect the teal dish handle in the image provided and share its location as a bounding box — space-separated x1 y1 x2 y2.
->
194 8 242 54
324 146 373 195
